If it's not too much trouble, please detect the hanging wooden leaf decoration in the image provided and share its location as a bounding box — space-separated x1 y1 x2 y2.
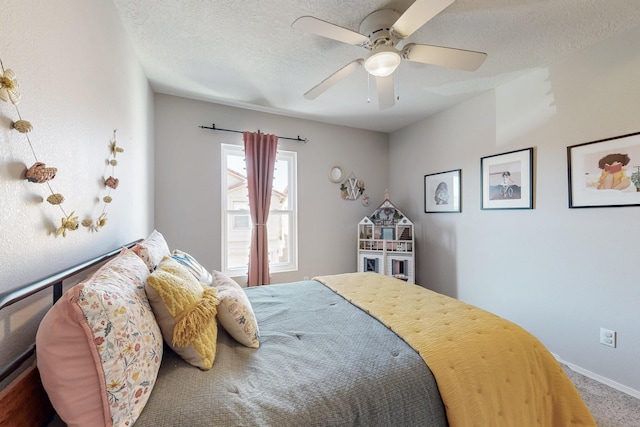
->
46 193 65 205
0 68 21 104
12 119 32 133
3 59 125 238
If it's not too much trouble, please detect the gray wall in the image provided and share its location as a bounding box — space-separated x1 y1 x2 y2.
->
154 94 389 285
0 0 154 376
389 25 640 395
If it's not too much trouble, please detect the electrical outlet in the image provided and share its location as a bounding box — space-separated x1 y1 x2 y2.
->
600 328 616 348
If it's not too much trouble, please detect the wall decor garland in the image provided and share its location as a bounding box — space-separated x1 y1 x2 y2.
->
0 59 124 237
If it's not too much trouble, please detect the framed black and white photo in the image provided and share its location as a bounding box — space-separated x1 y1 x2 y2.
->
481 148 533 210
424 169 461 213
567 131 640 208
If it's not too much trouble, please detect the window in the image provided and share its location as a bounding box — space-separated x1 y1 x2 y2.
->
233 215 250 229
221 143 297 276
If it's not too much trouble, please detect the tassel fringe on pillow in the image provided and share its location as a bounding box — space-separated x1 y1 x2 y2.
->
172 286 220 347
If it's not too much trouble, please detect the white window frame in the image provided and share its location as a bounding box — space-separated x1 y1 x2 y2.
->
221 143 298 277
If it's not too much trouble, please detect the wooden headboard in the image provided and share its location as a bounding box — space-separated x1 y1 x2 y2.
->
0 240 141 427
0 364 52 426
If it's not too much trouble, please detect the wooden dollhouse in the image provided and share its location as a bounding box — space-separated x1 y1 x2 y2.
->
357 198 414 283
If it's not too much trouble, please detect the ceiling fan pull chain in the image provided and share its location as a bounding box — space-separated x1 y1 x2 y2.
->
367 73 371 103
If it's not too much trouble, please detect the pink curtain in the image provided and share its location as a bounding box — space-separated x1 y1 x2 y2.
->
243 132 278 286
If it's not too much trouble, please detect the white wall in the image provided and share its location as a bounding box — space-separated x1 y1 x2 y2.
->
0 1 153 372
389 26 640 394
154 94 389 285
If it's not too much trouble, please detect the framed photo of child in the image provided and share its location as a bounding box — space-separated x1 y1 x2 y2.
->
567 132 640 208
424 169 462 213
480 148 534 210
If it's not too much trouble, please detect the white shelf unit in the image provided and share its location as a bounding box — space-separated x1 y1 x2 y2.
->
357 199 415 283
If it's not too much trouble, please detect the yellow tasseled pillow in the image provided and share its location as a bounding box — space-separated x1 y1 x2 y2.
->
146 256 220 370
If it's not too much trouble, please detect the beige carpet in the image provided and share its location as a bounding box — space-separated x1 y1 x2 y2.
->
562 365 640 427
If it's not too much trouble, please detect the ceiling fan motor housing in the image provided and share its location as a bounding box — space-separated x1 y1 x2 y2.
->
359 9 401 49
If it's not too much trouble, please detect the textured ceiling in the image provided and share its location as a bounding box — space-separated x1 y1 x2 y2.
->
112 0 640 133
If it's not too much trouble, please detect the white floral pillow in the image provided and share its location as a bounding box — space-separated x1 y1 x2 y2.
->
212 270 260 348
36 248 163 427
132 229 171 272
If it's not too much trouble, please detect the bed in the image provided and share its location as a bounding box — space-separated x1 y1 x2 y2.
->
0 233 596 427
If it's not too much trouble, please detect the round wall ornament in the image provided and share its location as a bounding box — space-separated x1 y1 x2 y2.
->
328 165 344 183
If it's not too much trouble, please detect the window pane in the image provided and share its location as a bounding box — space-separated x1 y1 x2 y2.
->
226 212 251 269
234 215 250 229
267 211 291 265
222 144 297 275
271 158 289 211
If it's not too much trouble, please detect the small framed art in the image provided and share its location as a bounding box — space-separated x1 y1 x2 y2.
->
424 169 461 213
567 131 640 208
481 148 533 210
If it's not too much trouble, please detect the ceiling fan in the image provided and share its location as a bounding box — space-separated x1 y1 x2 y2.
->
292 0 487 109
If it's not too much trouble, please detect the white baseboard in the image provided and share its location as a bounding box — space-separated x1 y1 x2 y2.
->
552 353 640 399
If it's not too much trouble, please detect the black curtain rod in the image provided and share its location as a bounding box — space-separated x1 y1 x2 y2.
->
199 123 308 143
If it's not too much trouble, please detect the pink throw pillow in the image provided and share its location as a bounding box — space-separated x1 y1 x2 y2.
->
36 248 163 427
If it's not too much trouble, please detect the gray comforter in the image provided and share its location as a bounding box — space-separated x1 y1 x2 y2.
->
134 280 447 426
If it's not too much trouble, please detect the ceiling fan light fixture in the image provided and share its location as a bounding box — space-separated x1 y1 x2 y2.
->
364 45 401 77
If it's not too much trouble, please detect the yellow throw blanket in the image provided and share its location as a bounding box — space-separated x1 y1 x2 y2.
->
314 273 596 427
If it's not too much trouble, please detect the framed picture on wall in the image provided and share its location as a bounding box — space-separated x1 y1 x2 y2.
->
481 148 534 210
567 131 640 208
424 169 461 213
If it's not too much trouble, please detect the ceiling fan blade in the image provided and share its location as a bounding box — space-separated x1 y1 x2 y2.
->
391 0 455 39
376 75 395 109
403 43 487 71
304 59 364 100
292 16 369 46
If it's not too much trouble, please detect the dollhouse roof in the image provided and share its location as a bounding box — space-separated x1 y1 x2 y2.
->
359 199 413 226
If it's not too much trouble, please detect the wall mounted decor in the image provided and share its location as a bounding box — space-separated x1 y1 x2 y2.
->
424 169 461 213
567 131 640 208
340 172 365 200
481 148 533 210
328 165 344 183
0 59 124 237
